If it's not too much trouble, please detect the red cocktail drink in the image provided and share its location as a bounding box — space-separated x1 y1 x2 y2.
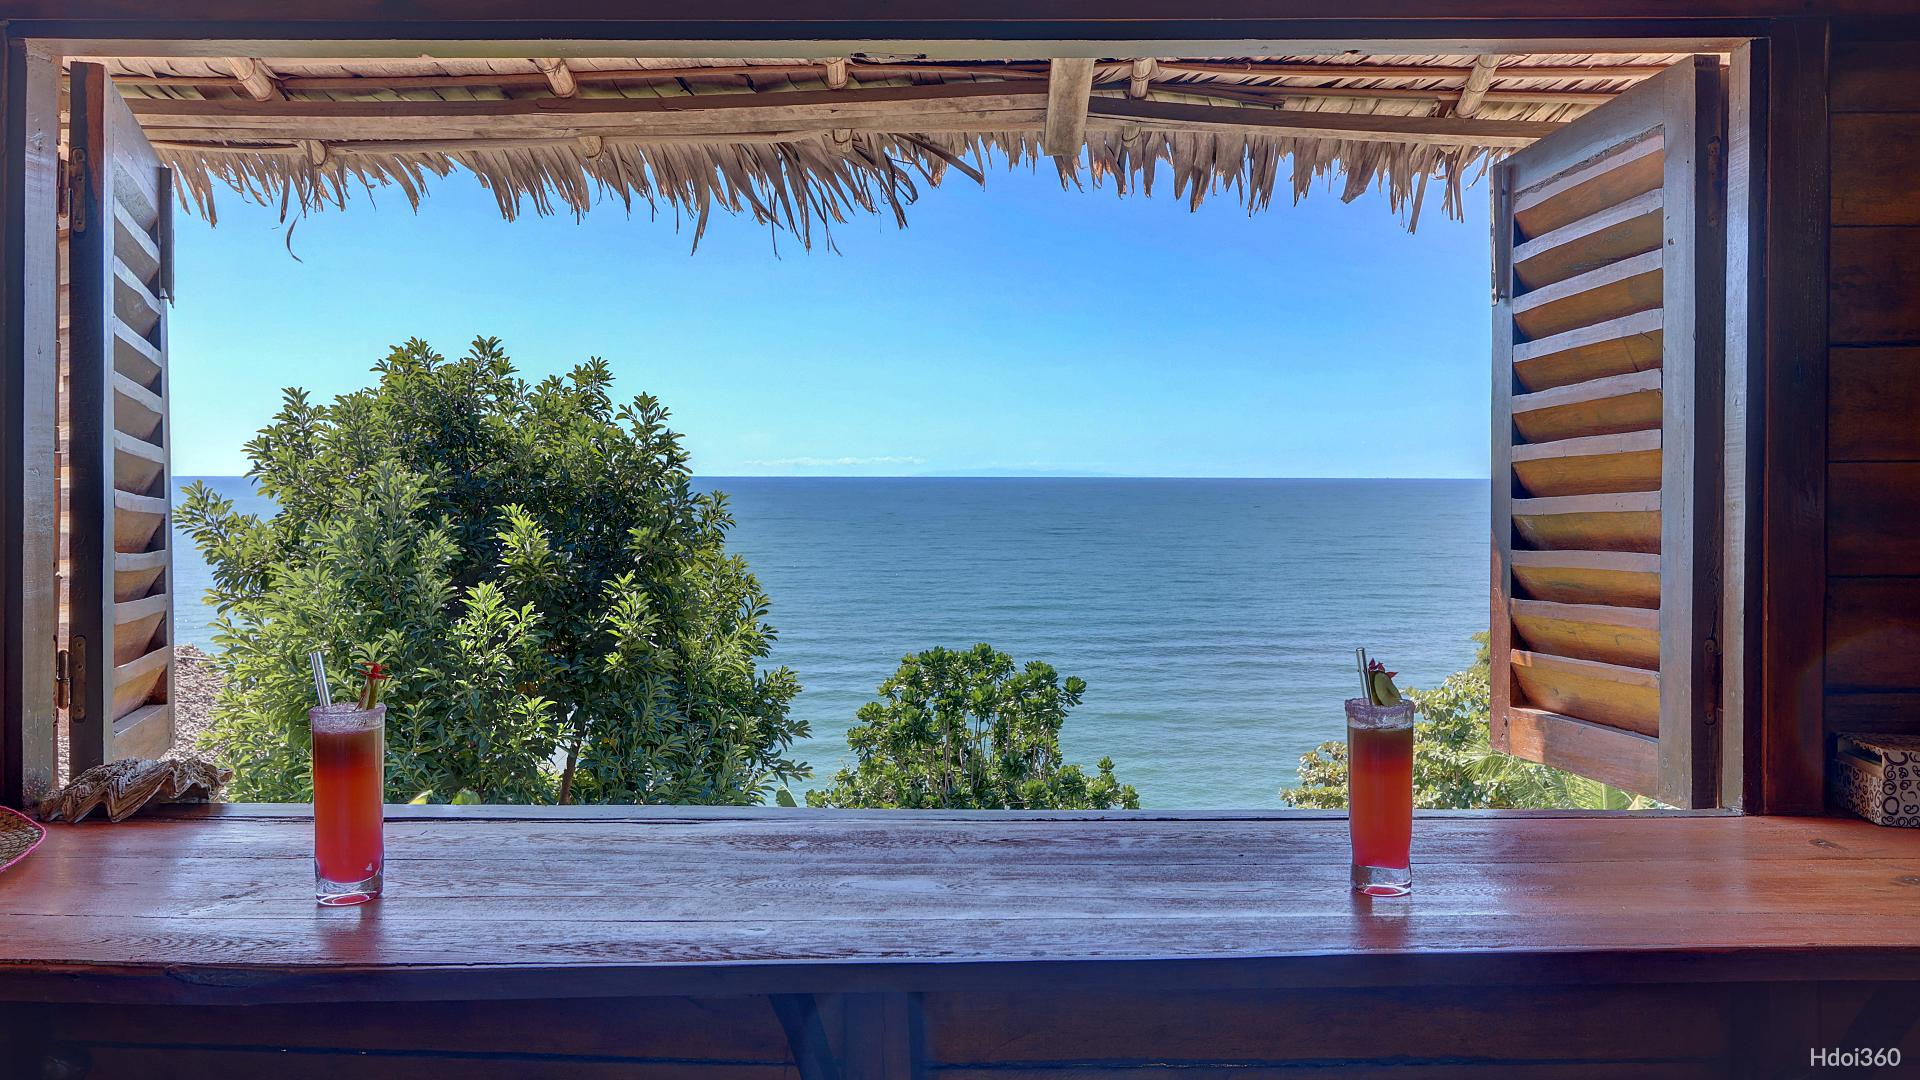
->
311 703 385 905
1346 698 1414 896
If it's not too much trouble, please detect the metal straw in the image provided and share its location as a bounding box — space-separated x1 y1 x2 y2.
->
309 650 332 708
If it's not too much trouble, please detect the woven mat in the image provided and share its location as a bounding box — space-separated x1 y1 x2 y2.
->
0 805 46 873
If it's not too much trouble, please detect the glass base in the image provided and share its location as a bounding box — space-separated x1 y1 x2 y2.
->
316 867 383 906
1352 863 1411 897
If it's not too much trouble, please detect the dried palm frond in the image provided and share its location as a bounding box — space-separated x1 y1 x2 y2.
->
36 757 231 824
105 51 1691 245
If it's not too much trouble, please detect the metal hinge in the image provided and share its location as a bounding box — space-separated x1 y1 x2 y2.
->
1701 636 1722 726
54 648 70 711
1705 134 1725 229
66 638 86 721
66 146 87 233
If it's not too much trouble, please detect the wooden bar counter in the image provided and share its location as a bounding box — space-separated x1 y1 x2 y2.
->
2 806 1918 1078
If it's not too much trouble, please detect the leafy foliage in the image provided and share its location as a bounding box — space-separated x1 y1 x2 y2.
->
807 644 1140 810
1281 634 1655 810
179 336 806 804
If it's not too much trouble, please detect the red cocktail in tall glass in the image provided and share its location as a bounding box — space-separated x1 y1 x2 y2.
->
311 703 385 905
1346 698 1413 896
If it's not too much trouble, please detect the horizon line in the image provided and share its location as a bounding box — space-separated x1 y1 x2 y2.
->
174 472 1488 482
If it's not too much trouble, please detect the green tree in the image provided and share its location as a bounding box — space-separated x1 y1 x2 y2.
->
807 644 1140 810
179 336 806 804
1281 634 1654 810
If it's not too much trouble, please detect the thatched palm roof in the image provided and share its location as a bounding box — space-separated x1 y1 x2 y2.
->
69 52 1691 245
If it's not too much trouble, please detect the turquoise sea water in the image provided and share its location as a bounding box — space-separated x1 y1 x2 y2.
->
172 476 1488 808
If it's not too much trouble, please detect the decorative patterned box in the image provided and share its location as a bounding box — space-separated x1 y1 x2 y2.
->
1830 733 1920 827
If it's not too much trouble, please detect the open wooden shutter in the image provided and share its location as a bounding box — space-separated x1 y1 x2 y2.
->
1490 57 1725 808
65 63 175 771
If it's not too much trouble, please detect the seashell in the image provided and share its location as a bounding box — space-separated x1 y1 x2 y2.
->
35 756 231 823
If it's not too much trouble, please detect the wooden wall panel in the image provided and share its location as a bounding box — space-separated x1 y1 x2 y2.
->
1830 114 1920 226
1828 462 1920 576
1829 41 1920 111
13 979 1920 1080
1825 31 1920 762
921 986 1729 1069
1830 348 1920 460
1826 577 1920 693
1830 227 1920 343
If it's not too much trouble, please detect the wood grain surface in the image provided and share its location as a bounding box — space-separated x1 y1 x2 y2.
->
2 808 1919 1007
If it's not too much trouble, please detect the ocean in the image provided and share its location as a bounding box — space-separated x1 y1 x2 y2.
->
171 476 1489 808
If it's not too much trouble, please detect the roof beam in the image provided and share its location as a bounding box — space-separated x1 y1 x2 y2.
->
1150 60 1673 82
535 57 578 98
98 58 1667 98
221 57 282 101
107 69 1614 109
122 80 1566 148
1457 55 1500 116
1087 94 1559 147
1041 57 1094 159
125 81 1056 141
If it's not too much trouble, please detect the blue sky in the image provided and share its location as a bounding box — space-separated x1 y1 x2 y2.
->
168 155 1493 478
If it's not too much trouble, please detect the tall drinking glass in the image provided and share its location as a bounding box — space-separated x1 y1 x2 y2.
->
311 703 386 905
1346 698 1413 896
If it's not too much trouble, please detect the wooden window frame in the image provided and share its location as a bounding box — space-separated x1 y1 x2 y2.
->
0 10 1831 814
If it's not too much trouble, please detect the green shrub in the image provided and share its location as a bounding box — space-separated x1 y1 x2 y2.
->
1281 634 1650 810
179 336 806 804
808 644 1139 810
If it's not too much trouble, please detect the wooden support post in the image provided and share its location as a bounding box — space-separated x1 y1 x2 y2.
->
771 994 842 1080
1458 54 1501 116
841 993 919 1080
223 56 282 101
0 33 60 809
1758 18 1830 814
1042 57 1095 159
825 57 849 89
1722 39 1766 811
535 57 578 98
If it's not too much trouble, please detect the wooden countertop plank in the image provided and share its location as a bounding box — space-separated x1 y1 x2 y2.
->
2 812 1918 1003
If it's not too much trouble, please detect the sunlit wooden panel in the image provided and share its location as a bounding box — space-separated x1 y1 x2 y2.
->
1508 549 1661 609
1513 189 1663 290
1511 492 1661 553
109 646 169 724
1512 133 1664 239
114 549 167 603
1513 309 1663 392
1511 430 1661 497
1511 250 1662 340
111 491 167 554
1509 649 1660 737
1511 369 1662 443
1510 597 1660 670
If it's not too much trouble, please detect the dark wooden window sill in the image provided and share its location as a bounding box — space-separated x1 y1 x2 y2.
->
3 805 1918 1006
